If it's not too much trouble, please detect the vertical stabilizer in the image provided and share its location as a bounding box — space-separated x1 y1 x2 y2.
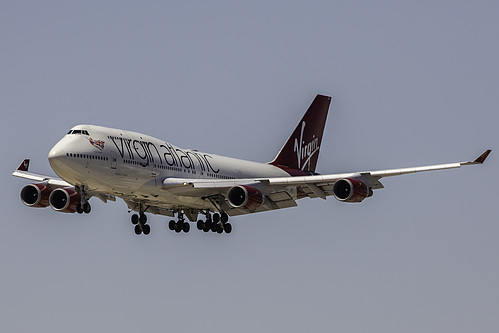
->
270 95 331 173
17 159 30 171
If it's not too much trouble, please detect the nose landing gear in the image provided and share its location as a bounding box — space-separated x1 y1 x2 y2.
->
76 202 91 214
76 187 91 214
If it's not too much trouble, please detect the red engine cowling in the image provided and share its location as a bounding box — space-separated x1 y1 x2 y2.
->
332 178 372 203
20 183 52 207
49 187 81 213
227 185 264 210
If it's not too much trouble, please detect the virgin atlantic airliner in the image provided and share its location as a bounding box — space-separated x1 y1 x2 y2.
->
13 95 491 235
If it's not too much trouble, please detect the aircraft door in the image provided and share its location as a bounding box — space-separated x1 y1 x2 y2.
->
110 151 117 169
151 163 158 187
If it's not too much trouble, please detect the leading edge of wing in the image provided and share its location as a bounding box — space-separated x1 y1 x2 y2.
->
12 159 71 187
266 149 491 187
368 149 491 178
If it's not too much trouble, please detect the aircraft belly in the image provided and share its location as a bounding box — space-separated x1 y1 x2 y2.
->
125 189 211 210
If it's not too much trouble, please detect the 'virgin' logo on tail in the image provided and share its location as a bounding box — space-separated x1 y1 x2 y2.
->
293 121 319 170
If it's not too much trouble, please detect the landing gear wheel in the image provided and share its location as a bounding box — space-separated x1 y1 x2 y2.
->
182 222 190 233
83 202 91 214
203 222 211 232
216 224 223 234
210 223 217 232
213 213 220 223
224 223 232 234
134 224 142 235
168 220 176 231
142 224 151 235
139 213 147 225
197 220 204 230
131 214 139 225
174 222 183 233
221 212 228 223
76 204 83 214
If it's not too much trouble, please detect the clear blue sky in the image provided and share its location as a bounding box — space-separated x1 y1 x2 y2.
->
1 1 497 332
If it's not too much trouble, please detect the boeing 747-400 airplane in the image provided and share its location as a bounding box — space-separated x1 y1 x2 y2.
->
13 95 490 235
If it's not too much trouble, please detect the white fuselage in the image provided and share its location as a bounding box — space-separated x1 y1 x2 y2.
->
48 125 289 209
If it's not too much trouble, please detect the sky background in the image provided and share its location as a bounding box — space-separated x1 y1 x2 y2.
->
1 1 498 332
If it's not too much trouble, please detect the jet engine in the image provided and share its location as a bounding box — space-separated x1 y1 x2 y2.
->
227 185 264 210
20 183 52 207
49 187 81 213
332 178 372 203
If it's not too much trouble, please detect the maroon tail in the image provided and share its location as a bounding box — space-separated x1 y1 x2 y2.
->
270 94 331 173
17 159 30 171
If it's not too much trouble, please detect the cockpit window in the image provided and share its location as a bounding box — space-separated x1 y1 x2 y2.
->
67 130 89 135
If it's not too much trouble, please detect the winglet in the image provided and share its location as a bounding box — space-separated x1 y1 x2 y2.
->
473 150 491 164
17 159 30 171
461 150 491 166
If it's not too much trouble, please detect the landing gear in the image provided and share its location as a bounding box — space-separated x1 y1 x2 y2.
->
76 202 91 214
195 211 232 234
76 186 91 214
83 202 91 214
131 213 147 225
134 223 150 235
168 211 190 233
131 205 150 235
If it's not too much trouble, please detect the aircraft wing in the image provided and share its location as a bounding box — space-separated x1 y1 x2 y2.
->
160 150 491 216
12 159 71 187
266 149 492 190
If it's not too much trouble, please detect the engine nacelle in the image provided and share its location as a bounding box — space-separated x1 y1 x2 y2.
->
227 185 264 210
49 187 81 213
332 178 372 203
20 183 52 207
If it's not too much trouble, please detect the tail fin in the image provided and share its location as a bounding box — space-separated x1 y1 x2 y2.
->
17 159 30 171
270 94 331 173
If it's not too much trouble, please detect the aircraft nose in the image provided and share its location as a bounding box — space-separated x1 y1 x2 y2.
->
48 143 66 169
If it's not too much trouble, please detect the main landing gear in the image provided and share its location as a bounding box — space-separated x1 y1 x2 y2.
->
168 212 190 233
196 212 232 234
131 209 151 235
166 211 232 234
129 209 232 235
